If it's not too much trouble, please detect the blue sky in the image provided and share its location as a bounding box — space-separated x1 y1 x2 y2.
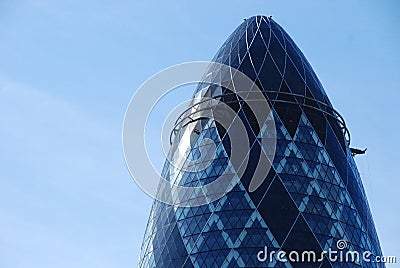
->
0 1 399 267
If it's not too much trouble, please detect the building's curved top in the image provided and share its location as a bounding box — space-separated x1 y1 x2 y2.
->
197 15 331 107
193 15 348 149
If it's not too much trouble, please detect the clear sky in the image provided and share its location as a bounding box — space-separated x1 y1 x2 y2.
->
0 1 399 267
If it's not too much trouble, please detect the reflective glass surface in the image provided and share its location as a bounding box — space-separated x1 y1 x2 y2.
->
138 16 384 268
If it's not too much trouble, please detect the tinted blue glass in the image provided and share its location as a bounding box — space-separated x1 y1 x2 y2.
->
138 16 384 268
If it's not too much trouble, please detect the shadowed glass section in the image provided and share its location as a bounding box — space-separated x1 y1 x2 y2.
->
139 15 384 268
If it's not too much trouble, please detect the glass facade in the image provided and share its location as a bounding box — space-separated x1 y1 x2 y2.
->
138 16 384 267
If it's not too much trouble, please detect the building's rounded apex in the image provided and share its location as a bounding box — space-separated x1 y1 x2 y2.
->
244 15 273 21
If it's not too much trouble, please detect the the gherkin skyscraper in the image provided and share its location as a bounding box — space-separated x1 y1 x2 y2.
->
138 15 384 268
